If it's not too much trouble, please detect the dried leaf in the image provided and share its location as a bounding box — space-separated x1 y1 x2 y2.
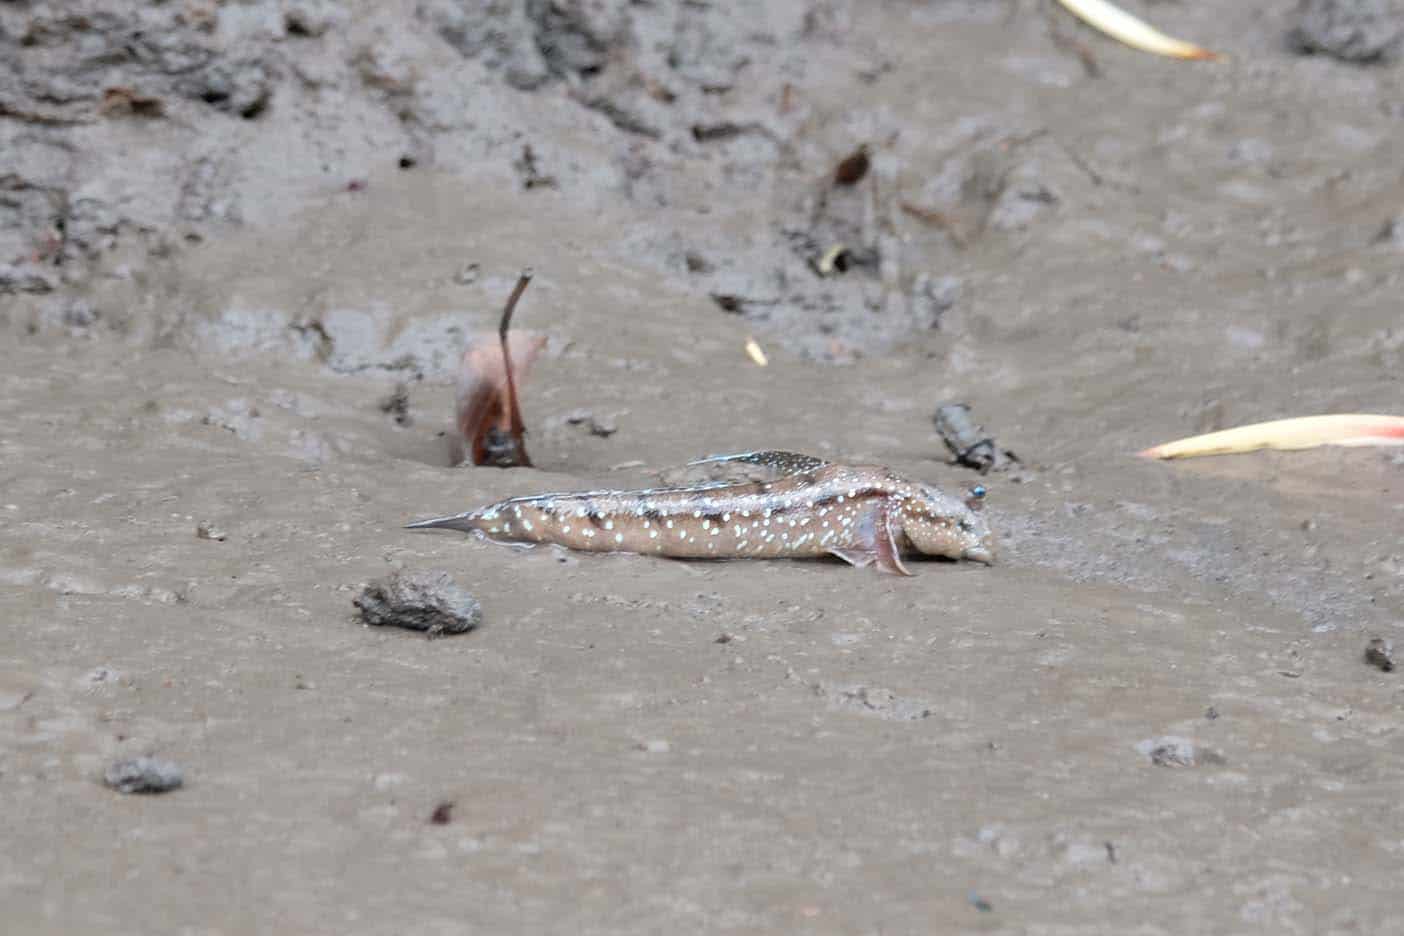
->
1055 0 1220 61
1139 414 1404 460
455 331 546 466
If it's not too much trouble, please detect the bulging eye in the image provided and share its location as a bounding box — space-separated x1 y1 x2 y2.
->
958 519 972 532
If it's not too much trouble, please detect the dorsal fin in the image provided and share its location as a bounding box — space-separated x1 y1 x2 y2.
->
686 451 831 479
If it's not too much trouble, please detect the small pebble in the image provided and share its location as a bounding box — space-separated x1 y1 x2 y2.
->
1365 637 1395 672
639 739 671 754
1137 736 1225 768
104 757 184 794
195 521 227 542
565 409 618 437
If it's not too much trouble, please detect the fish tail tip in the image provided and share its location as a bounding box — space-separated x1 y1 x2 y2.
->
404 514 476 532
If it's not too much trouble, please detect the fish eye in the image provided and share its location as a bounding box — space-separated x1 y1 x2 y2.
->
958 519 972 532
970 485 986 499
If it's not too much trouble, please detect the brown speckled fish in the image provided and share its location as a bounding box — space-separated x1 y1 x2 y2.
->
407 451 995 575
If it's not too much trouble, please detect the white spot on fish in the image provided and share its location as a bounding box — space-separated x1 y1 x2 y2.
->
522 519 533 531
615 533 623 543
605 520 614 530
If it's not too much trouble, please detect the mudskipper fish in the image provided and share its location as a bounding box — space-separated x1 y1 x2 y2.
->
408 451 995 575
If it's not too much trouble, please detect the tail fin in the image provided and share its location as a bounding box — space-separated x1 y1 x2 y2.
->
405 513 479 534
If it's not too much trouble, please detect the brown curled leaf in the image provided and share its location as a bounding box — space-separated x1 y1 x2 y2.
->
455 331 546 467
454 271 543 468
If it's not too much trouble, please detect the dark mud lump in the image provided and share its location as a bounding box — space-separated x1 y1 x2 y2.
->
355 570 481 637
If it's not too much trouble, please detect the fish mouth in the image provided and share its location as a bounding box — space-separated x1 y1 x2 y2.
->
963 539 996 565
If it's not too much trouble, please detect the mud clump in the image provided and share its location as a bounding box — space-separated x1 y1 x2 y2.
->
1289 0 1404 63
104 757 184 794
354 570 482 637
1137 737 1226 768
1364 637 1395 672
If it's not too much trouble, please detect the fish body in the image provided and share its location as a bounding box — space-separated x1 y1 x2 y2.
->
410 452 995 575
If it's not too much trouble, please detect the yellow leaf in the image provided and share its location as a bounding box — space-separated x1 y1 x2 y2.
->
1056 0 1221 61
1139 414 1404 459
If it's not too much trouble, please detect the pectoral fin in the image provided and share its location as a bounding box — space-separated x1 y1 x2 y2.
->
874 513 912 576
829 500 912 576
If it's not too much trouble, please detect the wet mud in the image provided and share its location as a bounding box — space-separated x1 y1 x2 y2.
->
3 1 1403 933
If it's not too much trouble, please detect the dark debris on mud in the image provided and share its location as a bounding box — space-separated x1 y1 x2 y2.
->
354 570 482 637
103 757 185 794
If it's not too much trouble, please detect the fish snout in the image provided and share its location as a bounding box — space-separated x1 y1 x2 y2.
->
964 535 996 565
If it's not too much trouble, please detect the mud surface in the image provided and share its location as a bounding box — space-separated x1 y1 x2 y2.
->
3 1 1403 933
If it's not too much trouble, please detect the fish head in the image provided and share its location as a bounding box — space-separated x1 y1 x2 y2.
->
897 483 996 564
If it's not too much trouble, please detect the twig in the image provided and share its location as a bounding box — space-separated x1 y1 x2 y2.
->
899 201 969 248
499 269 534 467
